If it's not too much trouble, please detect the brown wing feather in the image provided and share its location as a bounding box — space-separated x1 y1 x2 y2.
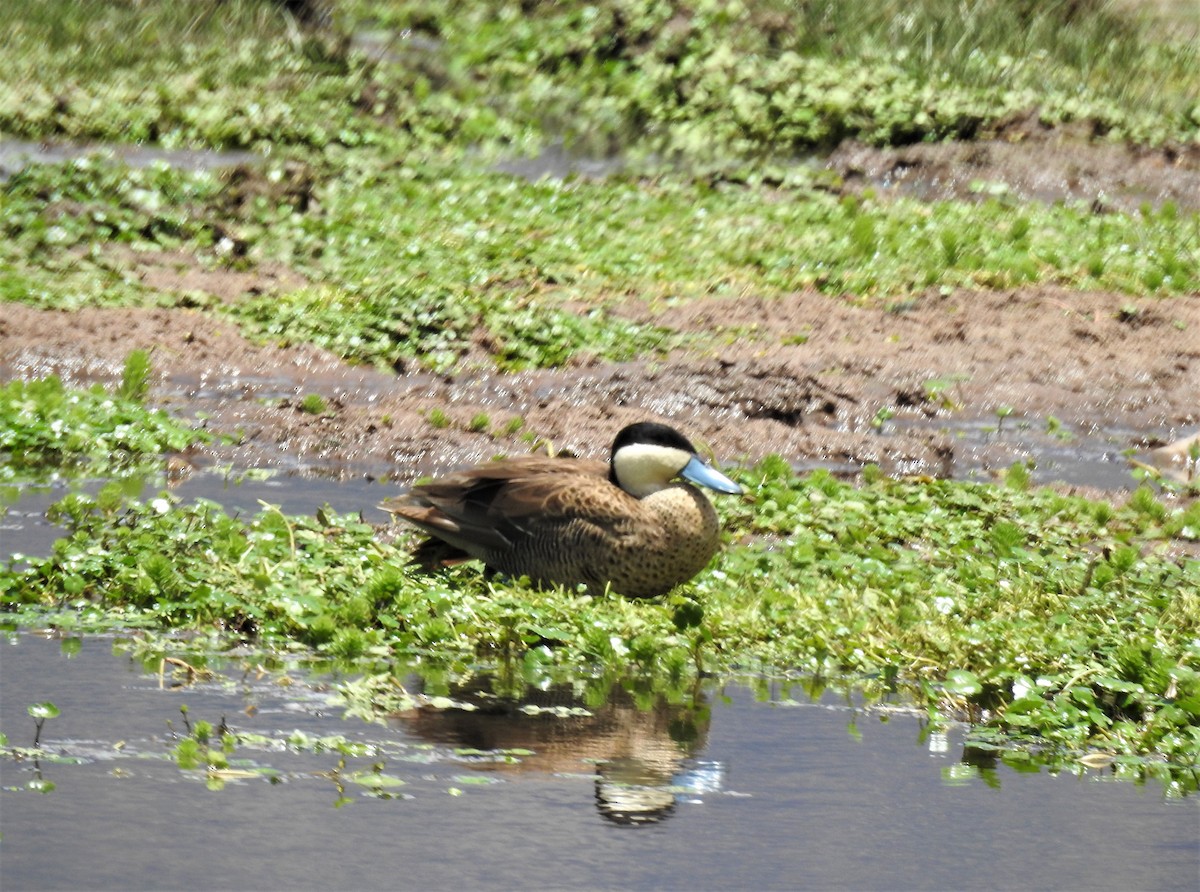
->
381 456 625 563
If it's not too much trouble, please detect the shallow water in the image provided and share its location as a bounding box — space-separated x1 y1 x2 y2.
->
1 470 395 560
2 634 1196 891
0 138 258 182
885 414 1158 491
3 468 1197 891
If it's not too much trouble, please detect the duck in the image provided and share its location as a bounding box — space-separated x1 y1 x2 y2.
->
381 421 742 598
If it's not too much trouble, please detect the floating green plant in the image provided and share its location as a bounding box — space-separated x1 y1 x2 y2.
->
0 368 212 478
299 393 329 415
3 459 1197 783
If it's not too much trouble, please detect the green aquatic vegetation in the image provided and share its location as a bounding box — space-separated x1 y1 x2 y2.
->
355 0 1199 152
27 701 60 749
0 1 401 151
1 0 1196 162
993 405 1015 435
221 162 1198 367
0 651 537 804
116 349 153 403
3 462 1197 780
228 282 674 373
1 700 65 794
923 374 970 411
713 467 1199 775
0 372 212 478
298 393 329 416
0 158 230 310
233 165 1200 307
1046 415 1074 442
5 156 1198 374
2 159 682 370
2 158 226 255
282 163 1200 304
1004 462 1032 492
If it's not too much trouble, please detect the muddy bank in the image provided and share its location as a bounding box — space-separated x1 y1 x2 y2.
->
3 285 1196 489
828 126 1200 213
3 131 1197 488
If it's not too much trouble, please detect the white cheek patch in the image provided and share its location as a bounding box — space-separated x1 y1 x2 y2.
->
612 443 690 497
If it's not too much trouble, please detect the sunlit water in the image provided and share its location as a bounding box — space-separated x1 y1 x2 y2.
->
2 634 1197 891
884 414 1167 491
0 139 259 182
3 472 1198 890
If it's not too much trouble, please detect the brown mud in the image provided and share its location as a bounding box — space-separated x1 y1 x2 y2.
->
2 135 1198 491
4 284 1197 490
828 120 1200 213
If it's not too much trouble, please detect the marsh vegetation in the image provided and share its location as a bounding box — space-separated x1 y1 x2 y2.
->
2 0 1198 806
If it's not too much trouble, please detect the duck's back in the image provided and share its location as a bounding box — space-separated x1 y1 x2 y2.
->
387 456 722 597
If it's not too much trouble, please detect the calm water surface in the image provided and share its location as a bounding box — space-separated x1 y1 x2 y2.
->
2 634 1196 892
2 473 1198 891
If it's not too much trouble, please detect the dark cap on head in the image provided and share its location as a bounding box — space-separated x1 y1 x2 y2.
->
611 421 697 456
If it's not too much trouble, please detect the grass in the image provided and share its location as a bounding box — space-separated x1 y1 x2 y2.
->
416 0 1200 153
3 158 1197 374
0 0 387 150
298 393 328 415
1 0 1196 153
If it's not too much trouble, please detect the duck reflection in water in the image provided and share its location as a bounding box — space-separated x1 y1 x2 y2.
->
392 678 716 825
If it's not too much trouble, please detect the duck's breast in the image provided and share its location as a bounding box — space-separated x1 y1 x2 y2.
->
601 484 722 597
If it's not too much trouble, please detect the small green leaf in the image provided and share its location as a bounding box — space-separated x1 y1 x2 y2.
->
944 670 982 696
27 702 60 720
451 775 501 785
349 772 406 789
672 600 705 630
28 778 56 794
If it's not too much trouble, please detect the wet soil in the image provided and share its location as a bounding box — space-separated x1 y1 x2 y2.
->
4 283 1197 490
828 120 1200 213
2 135 1198 490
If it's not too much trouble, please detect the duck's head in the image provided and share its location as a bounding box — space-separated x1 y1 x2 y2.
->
609 422 743 499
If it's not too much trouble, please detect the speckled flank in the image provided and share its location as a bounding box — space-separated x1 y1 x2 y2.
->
487 485 721 598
